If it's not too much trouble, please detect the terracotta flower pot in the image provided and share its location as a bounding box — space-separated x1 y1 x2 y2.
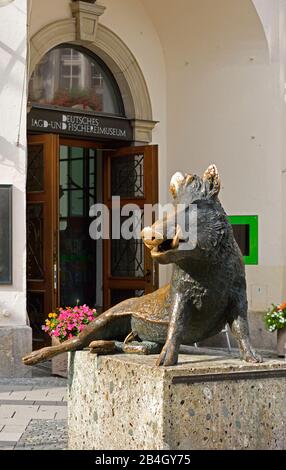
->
51 337 68 378
277 327 286 357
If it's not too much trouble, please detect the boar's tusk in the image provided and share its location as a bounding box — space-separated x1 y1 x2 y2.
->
171 225 182 249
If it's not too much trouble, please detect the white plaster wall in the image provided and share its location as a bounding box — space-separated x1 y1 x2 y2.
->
28 0 71 36
142 0 284 310
0 0 27 325
252 0 279 61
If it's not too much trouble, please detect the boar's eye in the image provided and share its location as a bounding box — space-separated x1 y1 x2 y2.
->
170 172 185 199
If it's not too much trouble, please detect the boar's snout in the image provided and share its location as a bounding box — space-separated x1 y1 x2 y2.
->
141 226 164 250
141 221 184 260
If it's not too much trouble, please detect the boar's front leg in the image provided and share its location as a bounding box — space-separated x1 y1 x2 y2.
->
156 292 185 366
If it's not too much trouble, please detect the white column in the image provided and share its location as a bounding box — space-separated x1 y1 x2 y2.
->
0 0 32 377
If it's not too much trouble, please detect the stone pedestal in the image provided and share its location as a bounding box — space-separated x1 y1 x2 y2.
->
68 351 286 450
0 326 32 377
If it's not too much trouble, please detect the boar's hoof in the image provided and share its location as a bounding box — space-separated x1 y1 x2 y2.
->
242 347 263 363
156 341 179 367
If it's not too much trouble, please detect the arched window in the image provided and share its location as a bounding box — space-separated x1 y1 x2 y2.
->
29 45 124 116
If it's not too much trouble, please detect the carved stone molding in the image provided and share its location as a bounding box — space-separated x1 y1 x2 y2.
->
29 19 156 141
131 119 158 143
29 19 76 75
70 0 106 43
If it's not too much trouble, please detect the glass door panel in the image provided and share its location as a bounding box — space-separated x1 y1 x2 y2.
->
59 143 101 308
103 145 159 308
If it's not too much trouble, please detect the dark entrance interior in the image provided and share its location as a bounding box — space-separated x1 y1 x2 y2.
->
59 140 103 308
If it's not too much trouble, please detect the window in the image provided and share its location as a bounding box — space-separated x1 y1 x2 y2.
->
228 215 258 265
29 45 124 116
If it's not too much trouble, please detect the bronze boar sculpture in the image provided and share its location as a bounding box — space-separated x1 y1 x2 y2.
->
23 164 262 367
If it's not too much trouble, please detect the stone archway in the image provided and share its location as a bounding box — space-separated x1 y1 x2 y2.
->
29 19 156 142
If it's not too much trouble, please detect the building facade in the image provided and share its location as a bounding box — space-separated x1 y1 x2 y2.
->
1 0 286 376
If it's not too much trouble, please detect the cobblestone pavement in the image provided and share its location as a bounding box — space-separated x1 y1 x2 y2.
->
0 362 68 450
15 419 67 450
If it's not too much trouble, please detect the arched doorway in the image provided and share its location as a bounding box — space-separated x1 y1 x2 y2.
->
27 44 158 349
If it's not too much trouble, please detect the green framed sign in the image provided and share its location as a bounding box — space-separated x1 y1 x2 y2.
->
228 215 258 265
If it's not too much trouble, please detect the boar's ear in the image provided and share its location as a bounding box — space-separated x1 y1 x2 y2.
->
185 174 194 186
169 172 185 199
202 164 221 197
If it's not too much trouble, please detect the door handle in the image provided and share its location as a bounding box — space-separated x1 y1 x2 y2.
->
145 268 151 283
153 261 156 288
53 263 58 291
53 230 58 293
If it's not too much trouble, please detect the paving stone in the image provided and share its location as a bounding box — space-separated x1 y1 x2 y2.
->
12 414 35 423
0 376 67 449
15 444 60 450
45 389 67 401
8 391 28 400
0 387 13 392
0 392 12 400
0 399 66 406
55 408 68 420
24 390 49 401
36 406 56 420
0 416 31 426
0 377 66 388
0 406 14 419
0 432 23 442
15 419 67 450
3 425 28 433
4 405 39 416
0 386 33 392
0 400 36 406
0 442 16 448
34 400 67 406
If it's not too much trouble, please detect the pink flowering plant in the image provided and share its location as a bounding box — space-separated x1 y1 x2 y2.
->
42 305 98 342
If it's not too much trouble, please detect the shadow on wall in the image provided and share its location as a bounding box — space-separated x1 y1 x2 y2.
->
0 35 26 172
0 136 25 173
0 38 26 93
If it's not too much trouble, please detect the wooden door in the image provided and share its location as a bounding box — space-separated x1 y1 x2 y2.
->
27 134 59 348
103 145 159 308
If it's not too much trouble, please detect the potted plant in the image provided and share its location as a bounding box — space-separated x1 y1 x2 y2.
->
42 305 98 377
264 302 286 357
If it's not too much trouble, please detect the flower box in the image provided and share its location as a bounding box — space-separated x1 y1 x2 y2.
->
42 304 98 377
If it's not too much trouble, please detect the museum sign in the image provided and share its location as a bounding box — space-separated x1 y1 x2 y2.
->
27 106 133 141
